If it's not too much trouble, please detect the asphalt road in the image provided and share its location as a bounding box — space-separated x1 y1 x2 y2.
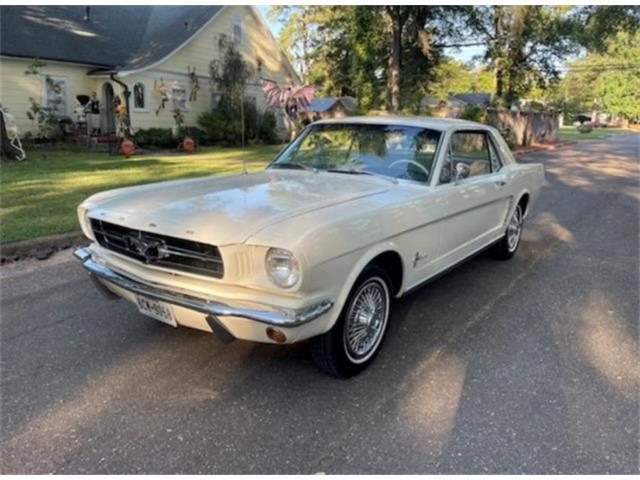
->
1 134 638 474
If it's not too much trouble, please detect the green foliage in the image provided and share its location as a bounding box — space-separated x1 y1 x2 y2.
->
459 105 486 123
467 6 575 103
181 127 208 146
428 59 494 99
197 102 278 146
257 111 278 144
25 97 63 141
577 123 593 134
133 128 178 149
556 31 640 120
271 6 467 111
569 6 640 53
205 40 277 146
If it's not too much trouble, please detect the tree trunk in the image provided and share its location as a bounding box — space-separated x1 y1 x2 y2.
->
385 7 402 113
493 6 506 101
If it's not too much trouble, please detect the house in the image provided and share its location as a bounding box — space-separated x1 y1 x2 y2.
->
0 5 297 137
302 96 358 123
451 93 492 107
420 92 492 118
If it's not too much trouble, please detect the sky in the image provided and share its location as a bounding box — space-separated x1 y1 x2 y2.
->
256 6 485 65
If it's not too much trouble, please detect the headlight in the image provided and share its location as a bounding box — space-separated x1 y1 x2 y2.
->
77 206 94 240
265 248 300 288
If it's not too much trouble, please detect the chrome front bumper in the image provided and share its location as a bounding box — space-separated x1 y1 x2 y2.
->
74 247 333 327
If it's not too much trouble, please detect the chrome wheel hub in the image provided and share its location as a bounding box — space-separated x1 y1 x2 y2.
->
507 206 523 251
344 278 389 362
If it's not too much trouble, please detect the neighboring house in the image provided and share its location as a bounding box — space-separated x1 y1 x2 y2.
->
302 96 358 123
421 92 492 118
451 93 492 107
0 5 298 136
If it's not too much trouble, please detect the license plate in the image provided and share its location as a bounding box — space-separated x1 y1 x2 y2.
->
136 295 177 327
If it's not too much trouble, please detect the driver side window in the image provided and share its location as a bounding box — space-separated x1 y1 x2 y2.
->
440 131 492 184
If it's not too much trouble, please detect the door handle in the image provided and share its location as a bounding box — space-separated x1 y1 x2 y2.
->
494 180 507 187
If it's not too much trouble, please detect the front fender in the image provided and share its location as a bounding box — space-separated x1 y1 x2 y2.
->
300 241 407 340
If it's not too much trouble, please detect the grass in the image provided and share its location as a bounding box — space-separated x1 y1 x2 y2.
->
557 126 631 142
0 145 280 244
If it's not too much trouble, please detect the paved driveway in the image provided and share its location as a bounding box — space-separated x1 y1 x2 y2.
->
1 134 638 474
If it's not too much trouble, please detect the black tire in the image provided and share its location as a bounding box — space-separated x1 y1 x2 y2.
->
311 265 392 378
492 203 524 260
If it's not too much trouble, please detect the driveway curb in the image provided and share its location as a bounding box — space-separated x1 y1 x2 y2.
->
1 231 87 263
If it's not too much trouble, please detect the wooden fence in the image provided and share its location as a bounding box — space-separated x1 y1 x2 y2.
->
486 108 560 147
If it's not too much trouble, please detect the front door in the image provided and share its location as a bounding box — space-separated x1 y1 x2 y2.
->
432 129 512 267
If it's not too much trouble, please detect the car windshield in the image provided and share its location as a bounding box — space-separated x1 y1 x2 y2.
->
270 123 442 183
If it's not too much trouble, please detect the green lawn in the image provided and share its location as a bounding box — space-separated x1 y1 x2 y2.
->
0 145 280 244
557 126 631 142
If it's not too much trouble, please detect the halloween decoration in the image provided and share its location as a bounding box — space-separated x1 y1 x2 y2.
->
114 95 129 137
87 92 100 135
188 66 200 102
120 138 135 158
181 136 195 153
0 105 26 162
259 78 315 141
154 79 170 115
172 108 184 130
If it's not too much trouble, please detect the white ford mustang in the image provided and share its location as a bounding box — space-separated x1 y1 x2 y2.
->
75 116 545 377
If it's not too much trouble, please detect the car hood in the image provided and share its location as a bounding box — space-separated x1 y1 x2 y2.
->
84 170 390 246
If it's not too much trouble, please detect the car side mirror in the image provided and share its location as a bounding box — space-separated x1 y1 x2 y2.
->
455 163 470 182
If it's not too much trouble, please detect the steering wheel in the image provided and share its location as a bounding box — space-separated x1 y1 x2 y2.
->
388 159 429 178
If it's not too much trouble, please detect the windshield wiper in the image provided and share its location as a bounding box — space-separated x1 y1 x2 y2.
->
325 168 398 184
269 162 311 171
326 168 374 176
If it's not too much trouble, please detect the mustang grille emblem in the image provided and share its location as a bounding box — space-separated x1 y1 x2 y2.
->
125 234 170 262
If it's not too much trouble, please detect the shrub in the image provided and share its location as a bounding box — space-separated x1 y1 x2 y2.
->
577 122 593 134
459 105 486 123
258 111 278 144
133 128 177 149
181 126 208 146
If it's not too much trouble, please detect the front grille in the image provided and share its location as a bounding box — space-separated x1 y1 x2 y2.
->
90 218 224 279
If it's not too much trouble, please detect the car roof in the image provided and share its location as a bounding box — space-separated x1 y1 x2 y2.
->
312 115 491 132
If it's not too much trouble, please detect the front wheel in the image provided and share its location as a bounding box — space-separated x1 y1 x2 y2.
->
492 203 524 260
311 266 391 378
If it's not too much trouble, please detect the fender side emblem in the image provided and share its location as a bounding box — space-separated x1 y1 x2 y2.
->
413 252 428 268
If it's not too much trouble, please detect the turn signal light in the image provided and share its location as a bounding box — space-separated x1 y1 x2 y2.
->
266 327 287 344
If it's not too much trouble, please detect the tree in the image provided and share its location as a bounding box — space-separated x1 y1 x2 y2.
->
427 59 494 99
569 6 640 53
207 40 254 146
556 31 640 121
466 6 574 104
272 6 466 112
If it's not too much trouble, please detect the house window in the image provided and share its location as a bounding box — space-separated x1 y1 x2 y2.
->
233 19 242 44
171 84 188 110
43 76 67 117
133 82 147 111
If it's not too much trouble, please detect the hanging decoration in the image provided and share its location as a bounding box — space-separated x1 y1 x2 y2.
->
187 66 200 102
259 78 315 141
154 78 170 115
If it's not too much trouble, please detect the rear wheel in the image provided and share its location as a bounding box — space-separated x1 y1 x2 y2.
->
492 203 524 260
311 266 391 378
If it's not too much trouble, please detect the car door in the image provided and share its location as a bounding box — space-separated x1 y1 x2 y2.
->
432 129 512 267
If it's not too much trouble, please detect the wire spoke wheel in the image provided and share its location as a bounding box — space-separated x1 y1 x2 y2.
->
507 205 523 252
343 277 389 364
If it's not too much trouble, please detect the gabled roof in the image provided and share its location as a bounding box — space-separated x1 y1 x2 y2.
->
452 93 492 107
0 5 223 71
305 96 358 113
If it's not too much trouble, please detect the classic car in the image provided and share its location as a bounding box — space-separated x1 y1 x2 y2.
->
75 116 545 377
